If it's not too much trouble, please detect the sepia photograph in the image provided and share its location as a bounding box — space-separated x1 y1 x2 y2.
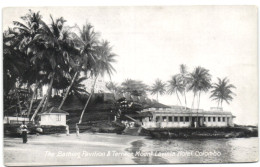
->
2 5 259 166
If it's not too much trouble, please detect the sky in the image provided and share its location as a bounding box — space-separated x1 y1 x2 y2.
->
3 6 258 125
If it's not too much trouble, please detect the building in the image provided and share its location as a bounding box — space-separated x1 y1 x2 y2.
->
3 116 29 124
38 107 69 126
138 107 235 129
81 72 110 93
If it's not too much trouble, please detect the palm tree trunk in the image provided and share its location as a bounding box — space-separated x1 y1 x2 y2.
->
184 91 187 109
157 93 159 102
176 90 182 106
58 72 79 109
41 94 48 112
191 92 196 109
35 88 38 100
15 88 22 115
30 73 55 121
196 91 201 128
27 81 39 118
42 73 55 113
78 75 98 124
197 91 201 110
30 95 46 121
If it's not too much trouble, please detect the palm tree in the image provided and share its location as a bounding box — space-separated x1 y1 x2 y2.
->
178 64 191 109
4 10 47 118
30 16 77 121
11 10 49 118
121 79 148 96
13 10 41 34
150 79 166 102
167 75 185 106
189 66 211 110
69 75 88 97
210 77 236 108
58 22 99 109
106 81 118 94
78 40 117 124
3 30 27 96
189 66 211 127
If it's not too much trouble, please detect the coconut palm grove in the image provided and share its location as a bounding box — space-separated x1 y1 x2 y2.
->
4 10 239 134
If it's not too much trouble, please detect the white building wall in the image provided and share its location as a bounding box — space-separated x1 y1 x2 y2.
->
141 113 234 129
203 115 233 127
164 121 191 128
39 114 67 126
142 122 156 128
4 116 29 124
80 72 110 93
142 115 192 128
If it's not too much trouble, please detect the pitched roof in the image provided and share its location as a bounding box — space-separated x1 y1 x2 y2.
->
143 108 234 116
126 111 153 118
38 107 69 115
141 102 170 109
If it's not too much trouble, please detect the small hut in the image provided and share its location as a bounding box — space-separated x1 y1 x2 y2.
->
38 107 69 126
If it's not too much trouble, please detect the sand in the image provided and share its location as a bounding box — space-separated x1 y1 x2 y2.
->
4 133 146 166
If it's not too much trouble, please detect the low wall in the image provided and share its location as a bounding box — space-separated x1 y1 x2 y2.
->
149 127 258 139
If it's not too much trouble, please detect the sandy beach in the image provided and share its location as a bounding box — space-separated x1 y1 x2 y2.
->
4 133 146 166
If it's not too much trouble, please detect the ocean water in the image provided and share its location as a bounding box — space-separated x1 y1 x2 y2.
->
126 137 259 164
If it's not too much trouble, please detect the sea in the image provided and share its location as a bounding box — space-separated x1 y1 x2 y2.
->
126 137 259 164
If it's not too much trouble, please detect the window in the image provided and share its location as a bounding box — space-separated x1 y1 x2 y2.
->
174 117 178 122
208 117 211 122
218 117 221 122
162 116 167 122
56 115 61 121
223 117 226 122
168 117 172 122
185 117 189 122
180 117 184 122
204 117 206 121
213 117 216 122
156 116 160 122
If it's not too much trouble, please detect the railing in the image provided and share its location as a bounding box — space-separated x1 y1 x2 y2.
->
210 107 223 111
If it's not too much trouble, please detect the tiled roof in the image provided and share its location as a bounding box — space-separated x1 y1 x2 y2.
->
143 108 234 116
127 111 153 118
39 107 69 115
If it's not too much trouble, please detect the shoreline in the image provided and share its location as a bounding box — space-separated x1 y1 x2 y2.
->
147 126 258 139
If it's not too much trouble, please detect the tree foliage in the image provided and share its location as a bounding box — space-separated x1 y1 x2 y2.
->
120 79 148 96
3 10 118 119
210 77 236 107
150 79 166 102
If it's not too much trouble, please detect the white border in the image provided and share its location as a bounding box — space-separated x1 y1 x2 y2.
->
0 1 259 167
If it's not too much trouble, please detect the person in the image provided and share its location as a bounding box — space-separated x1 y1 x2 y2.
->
66 125 70 136
76 124 79 136
20 121 28 143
